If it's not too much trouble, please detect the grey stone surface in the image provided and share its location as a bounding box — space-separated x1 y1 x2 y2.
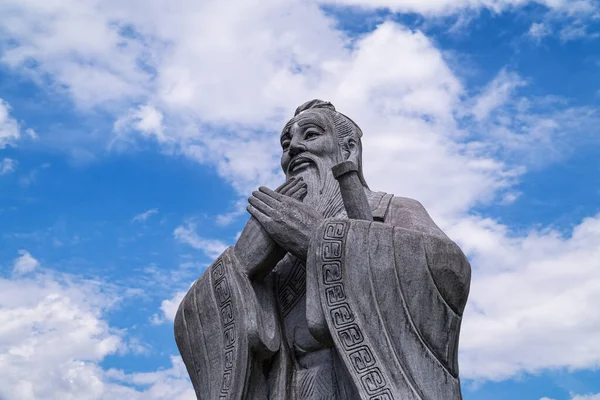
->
174 99 471 399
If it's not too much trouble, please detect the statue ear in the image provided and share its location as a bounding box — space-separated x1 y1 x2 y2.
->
341 137 360 166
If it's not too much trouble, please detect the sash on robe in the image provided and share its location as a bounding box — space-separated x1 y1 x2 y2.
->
306 219 469 399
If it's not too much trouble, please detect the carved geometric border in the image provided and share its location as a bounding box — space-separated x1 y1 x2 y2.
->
319 221 394 399
212 258 236 398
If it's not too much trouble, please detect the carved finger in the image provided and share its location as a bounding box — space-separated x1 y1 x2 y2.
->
278 179 300 196
275 177 298 194
286 182 307 198
248 195 275 216
282 178 305 197
246 205 271 228
258 185 285 202
252 190 279 209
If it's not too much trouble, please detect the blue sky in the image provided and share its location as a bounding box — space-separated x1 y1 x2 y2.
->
1 0 599 399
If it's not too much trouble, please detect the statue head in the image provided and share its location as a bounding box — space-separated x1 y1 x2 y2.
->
281 100 367 183
280 99 367 216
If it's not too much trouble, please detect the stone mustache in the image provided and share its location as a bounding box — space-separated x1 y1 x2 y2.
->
174 100 471 400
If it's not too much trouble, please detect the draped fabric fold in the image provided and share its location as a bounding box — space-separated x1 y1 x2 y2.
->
174 248 283 400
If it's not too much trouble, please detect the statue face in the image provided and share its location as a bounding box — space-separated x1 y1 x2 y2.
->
280 111 341 180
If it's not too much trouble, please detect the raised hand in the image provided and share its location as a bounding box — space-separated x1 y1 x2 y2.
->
234 177 307 280
247 185 321 262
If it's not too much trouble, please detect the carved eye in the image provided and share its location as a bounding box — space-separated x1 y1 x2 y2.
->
281 140 290 150
304 130 319 140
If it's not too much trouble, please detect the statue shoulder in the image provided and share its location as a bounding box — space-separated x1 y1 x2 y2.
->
382 194 471 314
388 195 428 214
382 194 448 239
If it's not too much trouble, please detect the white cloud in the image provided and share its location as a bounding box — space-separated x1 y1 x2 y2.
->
132 208 159 223
0 158 16 175
104 356 195 400
451 213 600 381
173 221 228 259
159 292 186 323
0 98 22 149
0 272 120 399
114 105 167 144
151 291 186 325
0 0 150 108
0 268 195 399
101 16 593 219
572 393 600 400
138 18 518 217
528 22 552 42
215 199 248 226
12 250 40 275
499 191 521 205
24 128 37 140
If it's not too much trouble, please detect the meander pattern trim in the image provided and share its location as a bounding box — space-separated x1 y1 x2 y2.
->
319 221 395 400
212 258 237 399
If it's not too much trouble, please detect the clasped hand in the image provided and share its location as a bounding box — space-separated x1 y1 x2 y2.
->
247 178 321 262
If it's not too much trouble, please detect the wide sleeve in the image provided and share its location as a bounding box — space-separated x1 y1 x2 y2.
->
306 219 470 400
174 247 282 400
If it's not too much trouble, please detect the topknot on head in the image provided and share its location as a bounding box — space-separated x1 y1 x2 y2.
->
294 99 336 116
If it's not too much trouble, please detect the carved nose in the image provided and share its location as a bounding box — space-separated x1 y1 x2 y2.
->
288 142 306 158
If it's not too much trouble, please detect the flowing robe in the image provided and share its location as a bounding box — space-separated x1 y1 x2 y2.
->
174 192 471 399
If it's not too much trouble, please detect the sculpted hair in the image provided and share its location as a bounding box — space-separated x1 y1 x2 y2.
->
293 99 368 188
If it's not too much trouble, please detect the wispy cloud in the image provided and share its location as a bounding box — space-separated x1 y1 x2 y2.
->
114 105 167 145
0 98 22 149
527 22 552 42
132 208 159 223
18 163 50 187
559 23 600 42
317 0 598 16
19 169 38 187
572 393 600 400
12 250 40 275
173 221 228 259
470 69 527 121
0 158 16 175
215 198 248 226
460 69 600 174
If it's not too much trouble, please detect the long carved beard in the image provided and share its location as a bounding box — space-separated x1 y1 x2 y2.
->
291 156 345 218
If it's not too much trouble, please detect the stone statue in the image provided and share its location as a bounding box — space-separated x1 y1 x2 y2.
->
174 99 471 399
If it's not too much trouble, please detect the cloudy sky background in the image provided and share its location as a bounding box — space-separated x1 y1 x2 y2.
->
1 0 599 399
